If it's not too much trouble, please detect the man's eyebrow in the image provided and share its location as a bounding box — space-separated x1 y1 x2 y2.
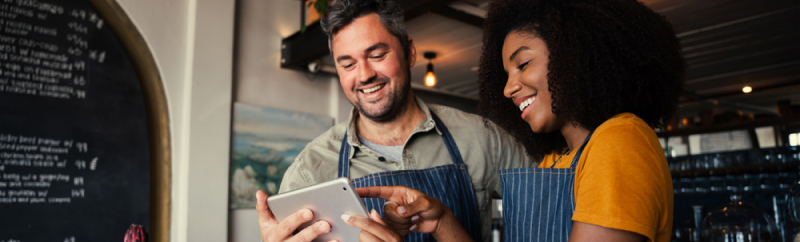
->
335 43 389 63
365 42 389 54
509 46 529 62
336 55 352 63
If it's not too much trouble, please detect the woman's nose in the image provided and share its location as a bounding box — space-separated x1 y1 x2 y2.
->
504 76 521 99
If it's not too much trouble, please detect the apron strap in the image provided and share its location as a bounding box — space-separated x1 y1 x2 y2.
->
337 112 466 178
338 133 351 178
430 112 465 165
549 148 571 169
569 130 594 169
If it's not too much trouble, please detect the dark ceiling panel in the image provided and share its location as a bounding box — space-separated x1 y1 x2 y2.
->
280 0 459 71
654 0 800 115
277 0 799 116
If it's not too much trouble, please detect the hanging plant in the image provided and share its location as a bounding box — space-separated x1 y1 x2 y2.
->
302 0 330 33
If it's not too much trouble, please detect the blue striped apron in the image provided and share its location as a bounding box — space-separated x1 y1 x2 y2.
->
499 131 593 242
338 113 482 242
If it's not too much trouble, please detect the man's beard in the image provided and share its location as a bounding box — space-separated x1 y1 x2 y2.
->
354 68 412 123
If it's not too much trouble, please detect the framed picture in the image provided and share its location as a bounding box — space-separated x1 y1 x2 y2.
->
229 103 333 209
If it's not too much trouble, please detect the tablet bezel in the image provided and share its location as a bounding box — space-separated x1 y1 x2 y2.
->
267 177 370 242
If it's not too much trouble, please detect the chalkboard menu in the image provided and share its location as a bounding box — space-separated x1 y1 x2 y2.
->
0 0 162 241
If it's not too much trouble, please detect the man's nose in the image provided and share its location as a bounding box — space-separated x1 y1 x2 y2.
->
357 62 377 83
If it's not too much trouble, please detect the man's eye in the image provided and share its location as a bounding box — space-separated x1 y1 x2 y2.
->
370 53 387 59
342 63 354 69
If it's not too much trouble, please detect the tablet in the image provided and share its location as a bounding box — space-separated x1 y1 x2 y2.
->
267 177 370 242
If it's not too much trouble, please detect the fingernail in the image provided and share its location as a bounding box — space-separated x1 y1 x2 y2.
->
341 214 351 222
398 206 407 215
302 210 313 220
411 215 419 222
371 209 378 216
318 222 331 233
410 224 417 231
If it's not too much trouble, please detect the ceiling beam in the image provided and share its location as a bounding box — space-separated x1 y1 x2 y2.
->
410 83 478 100
432 6 484 29
683 79 800 102
679 90 781 115
399 0 459 22
281 0 458 71
685 61 800 84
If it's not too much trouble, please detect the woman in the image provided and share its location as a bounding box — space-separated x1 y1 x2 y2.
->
348 0 684 241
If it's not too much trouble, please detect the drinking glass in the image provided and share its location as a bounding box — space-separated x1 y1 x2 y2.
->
703 195 779 242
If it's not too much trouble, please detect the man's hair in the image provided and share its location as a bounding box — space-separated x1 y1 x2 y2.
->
478 0 685 159
320 0 410 58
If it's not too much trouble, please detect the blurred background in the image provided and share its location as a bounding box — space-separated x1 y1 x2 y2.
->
121 0 800 241
1 0 795 241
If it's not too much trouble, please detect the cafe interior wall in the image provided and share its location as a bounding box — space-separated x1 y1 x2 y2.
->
117 0 473 241
121 0 353 241
228 0 354 241
117 0 237 241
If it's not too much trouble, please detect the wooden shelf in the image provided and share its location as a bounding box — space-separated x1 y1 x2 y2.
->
657 116 800 137
671 161 800 177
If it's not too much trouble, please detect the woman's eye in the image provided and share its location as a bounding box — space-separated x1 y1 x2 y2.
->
518 61 530 70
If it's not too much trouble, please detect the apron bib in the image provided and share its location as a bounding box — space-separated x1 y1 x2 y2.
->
499 131 593 242
338 113 482 242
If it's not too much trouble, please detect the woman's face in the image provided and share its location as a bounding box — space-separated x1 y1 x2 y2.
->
502 30 564 133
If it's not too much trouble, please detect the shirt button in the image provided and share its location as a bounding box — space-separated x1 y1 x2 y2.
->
378 157 386 162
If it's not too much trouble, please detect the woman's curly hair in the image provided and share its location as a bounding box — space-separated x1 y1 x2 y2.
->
478 0 685 159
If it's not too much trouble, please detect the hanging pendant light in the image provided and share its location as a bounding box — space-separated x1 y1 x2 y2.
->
423 52 437 87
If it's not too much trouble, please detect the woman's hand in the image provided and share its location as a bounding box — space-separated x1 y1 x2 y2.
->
341 209 403 242
356 186 473 242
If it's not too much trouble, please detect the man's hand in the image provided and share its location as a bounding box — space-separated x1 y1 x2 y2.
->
256 190 333 242
356 186 473 242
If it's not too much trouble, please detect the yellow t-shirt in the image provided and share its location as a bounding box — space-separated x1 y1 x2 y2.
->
539 113 673 242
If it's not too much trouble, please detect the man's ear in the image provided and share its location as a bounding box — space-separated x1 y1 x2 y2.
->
407 38 417 67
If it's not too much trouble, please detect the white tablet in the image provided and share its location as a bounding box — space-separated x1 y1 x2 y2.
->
267 177 370 242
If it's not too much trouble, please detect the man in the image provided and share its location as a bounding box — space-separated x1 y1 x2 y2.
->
256 0 530 241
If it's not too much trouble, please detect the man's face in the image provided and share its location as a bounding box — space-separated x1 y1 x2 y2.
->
331 13 416 122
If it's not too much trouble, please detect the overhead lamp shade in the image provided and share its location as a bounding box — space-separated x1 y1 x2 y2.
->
425 62 436 87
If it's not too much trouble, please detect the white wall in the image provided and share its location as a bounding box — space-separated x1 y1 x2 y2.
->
113 0 473 240
116 0 236 241
229 0 351 241
119 0 361 240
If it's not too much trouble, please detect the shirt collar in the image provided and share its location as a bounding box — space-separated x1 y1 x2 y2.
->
344 97 441 159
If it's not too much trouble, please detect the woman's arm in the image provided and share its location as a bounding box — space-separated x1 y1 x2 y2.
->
569 221 647 242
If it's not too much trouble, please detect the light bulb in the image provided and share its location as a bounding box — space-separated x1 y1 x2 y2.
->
742 86 752 93
424 71 436 87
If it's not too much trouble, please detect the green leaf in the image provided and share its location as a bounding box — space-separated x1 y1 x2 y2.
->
307 1 313 8
314 0 329 15
301 25 307 34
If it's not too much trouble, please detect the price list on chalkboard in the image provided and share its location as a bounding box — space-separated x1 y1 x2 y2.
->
0 0 151 241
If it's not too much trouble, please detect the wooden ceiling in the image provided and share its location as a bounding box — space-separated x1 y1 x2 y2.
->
284 0 800 116
405 0 800 116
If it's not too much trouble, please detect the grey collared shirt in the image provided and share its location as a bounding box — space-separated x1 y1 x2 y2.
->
279 97 533 242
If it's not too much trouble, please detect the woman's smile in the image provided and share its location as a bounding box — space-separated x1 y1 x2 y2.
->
502 31 561 133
